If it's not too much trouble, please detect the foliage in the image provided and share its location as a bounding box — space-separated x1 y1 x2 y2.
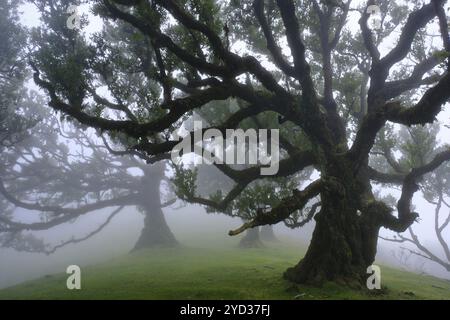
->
22 0 450 284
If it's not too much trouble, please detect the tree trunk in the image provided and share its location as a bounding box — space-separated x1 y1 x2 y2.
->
284 162 380 287
132 163 178 251
239 227 264 248
133 202 178 251
260 225 278 242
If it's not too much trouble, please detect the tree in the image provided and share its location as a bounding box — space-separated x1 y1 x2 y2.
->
378 124 450 273
30 0 450 286
0 104 178 253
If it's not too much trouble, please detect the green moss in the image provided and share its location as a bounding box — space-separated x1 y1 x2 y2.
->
0 242 449 300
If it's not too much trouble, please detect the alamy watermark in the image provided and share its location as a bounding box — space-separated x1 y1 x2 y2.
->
66 5 81 30
367 5 382 29
66 265 81 290
171 121 280 176
366 264 381 290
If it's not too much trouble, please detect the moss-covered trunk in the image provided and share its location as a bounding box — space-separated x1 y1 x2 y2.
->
284 159 380 287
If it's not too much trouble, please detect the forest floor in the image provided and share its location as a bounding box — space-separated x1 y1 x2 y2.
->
1 239 450 300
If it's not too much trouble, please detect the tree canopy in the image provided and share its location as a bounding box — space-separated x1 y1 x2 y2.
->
17 0 450 285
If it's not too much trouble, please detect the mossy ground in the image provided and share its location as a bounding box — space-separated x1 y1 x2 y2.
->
1 240 449 300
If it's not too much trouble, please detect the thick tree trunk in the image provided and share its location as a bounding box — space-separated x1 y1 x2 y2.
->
260 225 278 242
284 162 380 287
239 227 264 248
132 164 178 251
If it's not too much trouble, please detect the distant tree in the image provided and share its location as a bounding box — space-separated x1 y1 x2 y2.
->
30 0 450 286
260 225 278 242
0 105 178 252
0 0 182 252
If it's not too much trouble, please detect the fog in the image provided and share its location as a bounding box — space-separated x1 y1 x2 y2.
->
0 0 449 293
0 203 290 289
1 197 449 289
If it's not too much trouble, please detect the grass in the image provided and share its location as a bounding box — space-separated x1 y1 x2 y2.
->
0 241 449 300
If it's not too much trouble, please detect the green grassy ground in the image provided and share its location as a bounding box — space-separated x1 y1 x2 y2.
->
1 241 449 300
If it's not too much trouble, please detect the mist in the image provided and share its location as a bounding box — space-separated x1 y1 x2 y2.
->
1 196 449 290
1 0 450 302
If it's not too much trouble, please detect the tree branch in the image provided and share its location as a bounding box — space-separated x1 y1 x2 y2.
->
0 177 138 219
228 180 322 235
253 0 296 78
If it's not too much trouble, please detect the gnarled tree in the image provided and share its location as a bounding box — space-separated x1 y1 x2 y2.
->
30 0 450 286
0 105 178 253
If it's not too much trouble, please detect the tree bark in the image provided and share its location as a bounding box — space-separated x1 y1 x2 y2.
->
260 225 278 242
132 164 178 251
239 227 264 248
284 162 380 287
